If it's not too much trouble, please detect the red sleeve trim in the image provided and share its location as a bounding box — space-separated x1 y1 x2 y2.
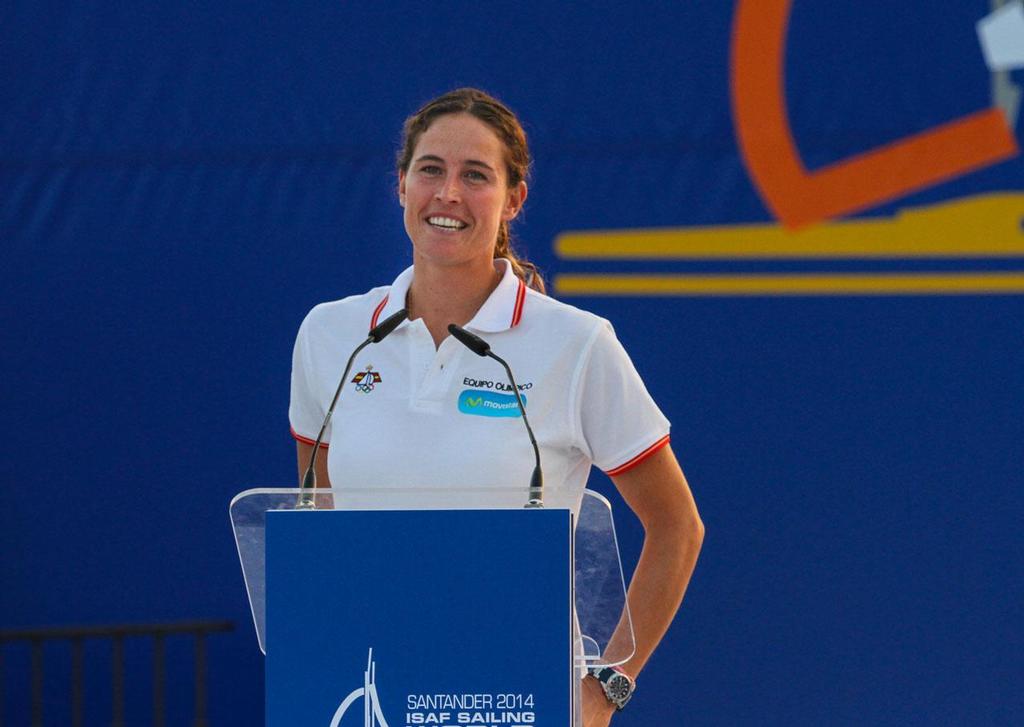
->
604 434 670 477
510 279 526 328
369 295 389 330
291 426 329 449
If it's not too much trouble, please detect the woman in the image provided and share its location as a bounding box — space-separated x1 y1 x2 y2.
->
290 88 704 726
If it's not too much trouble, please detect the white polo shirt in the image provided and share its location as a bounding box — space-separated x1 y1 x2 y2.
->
289 260 670 505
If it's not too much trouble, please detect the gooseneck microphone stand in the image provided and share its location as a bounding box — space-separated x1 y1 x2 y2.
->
297 308 408 509
447 323 544 508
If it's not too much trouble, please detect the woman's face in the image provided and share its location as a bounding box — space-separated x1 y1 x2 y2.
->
399 113 526 272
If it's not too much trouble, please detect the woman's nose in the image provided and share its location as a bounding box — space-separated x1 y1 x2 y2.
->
435 175 461 202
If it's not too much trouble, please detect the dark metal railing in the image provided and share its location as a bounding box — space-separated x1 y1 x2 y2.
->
0 620 234 727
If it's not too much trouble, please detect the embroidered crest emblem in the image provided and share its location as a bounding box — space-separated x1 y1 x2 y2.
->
351 365 382 394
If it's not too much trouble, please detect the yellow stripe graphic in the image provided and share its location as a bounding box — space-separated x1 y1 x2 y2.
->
554 272 1024 296
555 193 1024 259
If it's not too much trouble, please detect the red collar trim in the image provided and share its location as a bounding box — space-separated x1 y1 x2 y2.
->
369 295 389 330
510 278 526 328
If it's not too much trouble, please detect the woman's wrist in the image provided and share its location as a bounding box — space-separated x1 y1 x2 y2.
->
584 666 636 711
582 674 616 709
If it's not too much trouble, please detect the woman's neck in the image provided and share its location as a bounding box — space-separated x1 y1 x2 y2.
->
407 259 502 348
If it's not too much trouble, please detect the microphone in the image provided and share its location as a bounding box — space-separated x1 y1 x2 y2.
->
447 325 491 356
298 308 409 509
368 308 407 342
447 323 544 508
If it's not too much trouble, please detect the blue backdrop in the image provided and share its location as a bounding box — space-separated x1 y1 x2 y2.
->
2 2 1022 724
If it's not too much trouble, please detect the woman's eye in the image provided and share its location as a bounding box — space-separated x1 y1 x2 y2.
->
465 170 487 181
420 165 442 175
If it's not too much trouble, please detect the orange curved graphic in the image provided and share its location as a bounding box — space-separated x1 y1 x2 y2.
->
731 0 1019 230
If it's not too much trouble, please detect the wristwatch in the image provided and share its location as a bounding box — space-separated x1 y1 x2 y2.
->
587 665 635 710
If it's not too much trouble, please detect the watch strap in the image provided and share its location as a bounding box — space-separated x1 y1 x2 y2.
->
587 665 635 710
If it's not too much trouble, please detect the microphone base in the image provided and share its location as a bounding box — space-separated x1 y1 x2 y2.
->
295 491 318 510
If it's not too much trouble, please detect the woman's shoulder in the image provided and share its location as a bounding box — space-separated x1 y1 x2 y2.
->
299 285 392 336
520 288 610 336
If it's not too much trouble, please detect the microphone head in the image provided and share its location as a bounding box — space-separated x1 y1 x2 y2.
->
447 324 491 356
369 308 408 343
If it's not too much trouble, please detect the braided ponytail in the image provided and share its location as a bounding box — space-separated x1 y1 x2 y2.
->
494 220 545 294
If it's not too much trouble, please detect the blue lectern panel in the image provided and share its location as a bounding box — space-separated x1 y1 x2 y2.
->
266 509 572 727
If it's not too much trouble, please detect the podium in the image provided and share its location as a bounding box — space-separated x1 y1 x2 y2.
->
231 487 634 726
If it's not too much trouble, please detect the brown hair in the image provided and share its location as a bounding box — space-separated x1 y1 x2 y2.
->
397 88 545 294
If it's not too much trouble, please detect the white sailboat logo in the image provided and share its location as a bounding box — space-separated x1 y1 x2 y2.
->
329 648 391 727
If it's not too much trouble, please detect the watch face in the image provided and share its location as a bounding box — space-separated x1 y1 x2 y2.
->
607 674 631 702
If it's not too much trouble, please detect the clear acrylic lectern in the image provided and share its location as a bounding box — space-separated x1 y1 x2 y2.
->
231 485 636 726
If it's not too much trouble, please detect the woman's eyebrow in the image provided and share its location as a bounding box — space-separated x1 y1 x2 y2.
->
463 159 495 172
414 154 495 172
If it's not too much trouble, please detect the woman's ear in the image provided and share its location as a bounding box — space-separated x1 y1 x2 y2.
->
503 180 528 221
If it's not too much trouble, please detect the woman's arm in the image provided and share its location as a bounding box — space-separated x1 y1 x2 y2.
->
582 443 704 725
296 441 332 488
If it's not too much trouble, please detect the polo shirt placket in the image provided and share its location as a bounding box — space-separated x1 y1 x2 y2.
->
406 323 462 414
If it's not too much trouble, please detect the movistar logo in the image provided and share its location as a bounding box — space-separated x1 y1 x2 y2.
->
458 389 527 418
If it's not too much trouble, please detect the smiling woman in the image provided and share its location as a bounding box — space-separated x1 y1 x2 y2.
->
289 88 704 727
398 112 527 290
397 89 542 295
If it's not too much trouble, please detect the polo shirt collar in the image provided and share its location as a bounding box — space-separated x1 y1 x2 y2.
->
371 259 527 333
466 259 527 333
373 265 414 328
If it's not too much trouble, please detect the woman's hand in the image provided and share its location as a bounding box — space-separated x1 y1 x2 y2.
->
581 676 616 727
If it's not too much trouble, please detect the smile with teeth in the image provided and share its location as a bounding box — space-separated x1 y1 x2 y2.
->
427 216 468 230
